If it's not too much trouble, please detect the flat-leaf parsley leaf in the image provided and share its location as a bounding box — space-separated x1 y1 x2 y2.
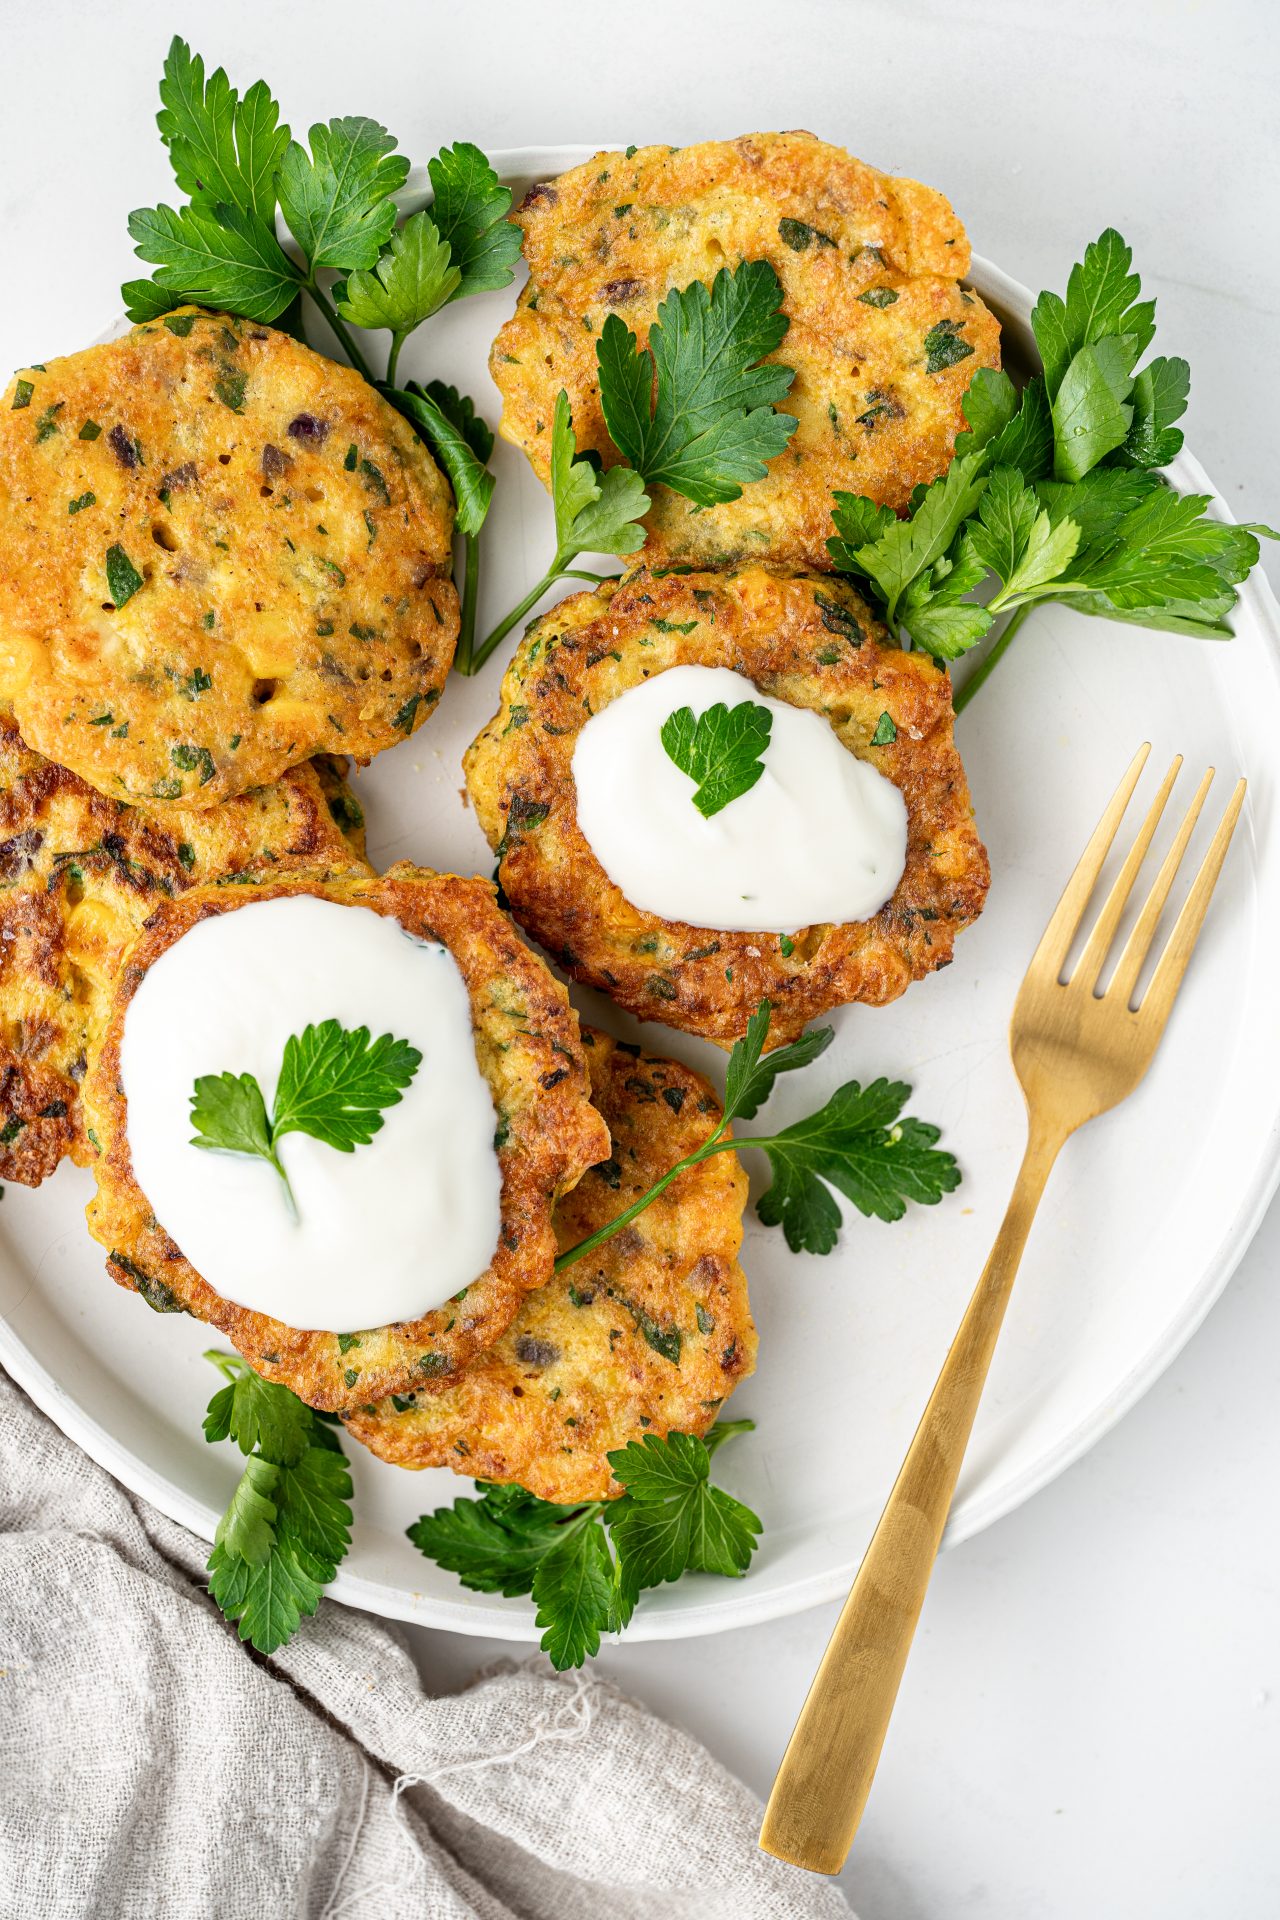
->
390 380 496 539
277 116 409 273
204 1359 315 1465
388 381 497 671
157 36 289 223
335 212 460 354
272 1021 421 1151
596 259 797 506
203 1352 353 1654
754 1082 959 1253
425 142 524 302
408 1422 760 1670
607 1430 762 1599
660 698 773 817
127 199 302 324
190 1019 421 1214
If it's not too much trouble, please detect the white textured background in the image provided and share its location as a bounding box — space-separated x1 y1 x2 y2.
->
3 3 1277 1914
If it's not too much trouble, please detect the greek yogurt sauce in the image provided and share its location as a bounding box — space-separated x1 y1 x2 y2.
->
571 665 909 932
119 896 502 1332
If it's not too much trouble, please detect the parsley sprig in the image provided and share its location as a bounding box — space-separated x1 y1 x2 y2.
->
127 40 518 389
555 1003 958 1265
201 1362 758 1667
190 1018 421 1216
408 1421 761 1669
473 260 796 669
333 142 521 384
125 40 513 664
203 1352 353 1655
828 231 1276 708
661 698 773 816
465 389 650 673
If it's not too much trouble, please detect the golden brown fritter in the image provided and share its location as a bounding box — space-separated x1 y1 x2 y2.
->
465 567 989 1049
343 1027 755 1502
0 310 459 808
0 714 365 1187
82 865 610 1410
490 133 1000 569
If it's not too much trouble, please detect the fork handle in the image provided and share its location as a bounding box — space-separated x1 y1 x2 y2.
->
759 1115 1066 1876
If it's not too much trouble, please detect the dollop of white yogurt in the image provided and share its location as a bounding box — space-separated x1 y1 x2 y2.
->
120 896 502 1332
571 665 908 932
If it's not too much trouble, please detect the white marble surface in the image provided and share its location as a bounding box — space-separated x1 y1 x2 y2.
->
4 2 1278 1913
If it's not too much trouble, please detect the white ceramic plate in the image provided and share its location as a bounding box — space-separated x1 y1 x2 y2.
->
3 149 1278 1645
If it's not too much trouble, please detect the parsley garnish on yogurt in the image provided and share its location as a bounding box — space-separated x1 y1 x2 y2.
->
660 698 773 816
189 1018 421 1215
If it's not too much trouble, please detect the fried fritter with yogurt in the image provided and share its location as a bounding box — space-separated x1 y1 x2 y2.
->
490 133 1000 569
0 310 458 808
0 714 365 1187
464 567 989 1049
83 865 610 1410
344 1027 755 1503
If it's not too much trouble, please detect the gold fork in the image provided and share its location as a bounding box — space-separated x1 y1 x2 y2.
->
759 744 1247 1877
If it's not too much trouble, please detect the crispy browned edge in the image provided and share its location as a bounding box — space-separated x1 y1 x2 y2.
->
343 1027 755 1501
464 566 990 1048
82 864 610 1409
0 716 365 1186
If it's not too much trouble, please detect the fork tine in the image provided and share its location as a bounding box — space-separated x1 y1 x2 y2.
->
1072 756 1183 991
1137 778 1247 1019
1108 767 1216 1006
1028 743 1151 978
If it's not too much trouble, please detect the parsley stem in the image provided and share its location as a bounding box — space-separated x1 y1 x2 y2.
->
266 1143 299 1221
302 282 376 386
454 533 481 674
470 560 625 677
554 1125 740 1273
952 602 1034 715
470 561 564 675
385 331 406 389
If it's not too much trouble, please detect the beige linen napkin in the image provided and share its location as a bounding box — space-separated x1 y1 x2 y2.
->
0 1368 852 1919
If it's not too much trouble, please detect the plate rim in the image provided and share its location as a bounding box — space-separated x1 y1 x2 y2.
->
3 144 1279 1645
